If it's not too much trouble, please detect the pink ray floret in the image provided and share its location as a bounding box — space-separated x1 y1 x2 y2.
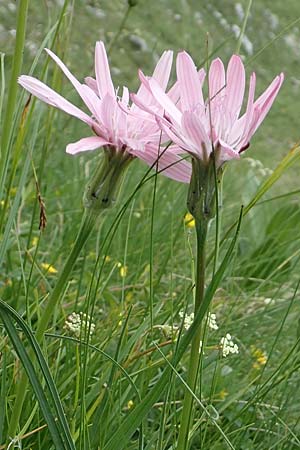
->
18 42 191 183
134 51 284 167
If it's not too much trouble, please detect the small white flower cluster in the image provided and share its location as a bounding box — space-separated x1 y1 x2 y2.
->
64 312 95 338
220 333 239 357
179 311 219 332
208 312 219 330
179 310 194 330
158 324 179 339
246 157 273 177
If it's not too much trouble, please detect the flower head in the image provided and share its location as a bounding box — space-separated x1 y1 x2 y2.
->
184 212 195 228
18 42 191 183
207 312 218 330
179 310 194 330
220 333 239 357
41 262 58 274
64 312 95 338
135 51 284 167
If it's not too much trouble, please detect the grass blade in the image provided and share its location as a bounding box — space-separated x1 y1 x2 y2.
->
0 300 75 450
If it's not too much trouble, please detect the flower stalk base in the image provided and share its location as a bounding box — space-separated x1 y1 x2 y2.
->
177 155 218 450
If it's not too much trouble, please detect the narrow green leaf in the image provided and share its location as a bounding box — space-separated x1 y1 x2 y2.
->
0 348 7 442
0 300 75 450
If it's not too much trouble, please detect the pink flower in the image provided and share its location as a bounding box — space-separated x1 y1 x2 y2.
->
134 51 284 167
18 42 191 183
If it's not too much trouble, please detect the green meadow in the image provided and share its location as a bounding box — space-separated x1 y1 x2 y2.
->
1 1 300 449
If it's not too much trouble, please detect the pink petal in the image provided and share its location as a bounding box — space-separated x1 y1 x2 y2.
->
176 51 204 111
130 92 157 116
121 86 129 106
155 117 193 153
84 76 98 94
100 94 117 136
45 48 102 119
66 136 109 155
133 143 191 183
45 48 82 91
167 80 180 103
249 73 284 136
208 58 226 101
95 41 115 98
133 51 173 110
198 68 206 86
152 50 173 92
114 102 128 139
181 111 211 160
225 55 246 123
148 78 182 125
229 72 256 148
122 137 145 152
18 75 93 126
131 70 152 112
253 72 284 109
217 138 240 164
208 58 226 134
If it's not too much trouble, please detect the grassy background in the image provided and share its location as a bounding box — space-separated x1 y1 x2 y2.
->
1 0 300 449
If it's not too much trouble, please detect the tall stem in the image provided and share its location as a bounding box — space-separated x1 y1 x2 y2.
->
177 156 217 450
0 0 29 201
177 218 208 450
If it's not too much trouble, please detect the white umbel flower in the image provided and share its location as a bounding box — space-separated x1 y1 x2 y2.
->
179 310 194 330
208 312 219 330
220 333 239 357
64 312 95 338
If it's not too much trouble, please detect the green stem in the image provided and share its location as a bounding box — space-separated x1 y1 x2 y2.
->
71 344 80 437
107 3 133 55
177 218 208 450
0 0 29 200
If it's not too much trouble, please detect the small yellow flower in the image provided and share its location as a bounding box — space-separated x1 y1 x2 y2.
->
127 400 134 409
219 389 228 400
32 236 39 247
119 265 128 278
41 263 58 274
251 346 267 369
104 255 111 263
0 200 4 207
184 212 195 228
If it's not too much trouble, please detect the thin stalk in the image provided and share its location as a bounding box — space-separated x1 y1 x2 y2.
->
7 210 97 439
235 0 253 54
177 218 208 450
0 0 29 197
107 3 133 55
71 344 80 437
213 170 224 275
